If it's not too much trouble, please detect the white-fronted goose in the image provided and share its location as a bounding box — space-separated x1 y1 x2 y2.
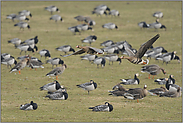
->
17 44 34 55
14 22 30 30
155 51 177 65
120 34 160 65
56 45 75 55
153 11 163 18
1 56 17 68
120 73 140 85
45 89 68 100
93 57 106 68
109 10 120 17
40 80 61 93
159 87 181 98
104 54 121 65
39 49 51 60
8 38 21 47
89 102 113 112
148 86 167 96
76 80 97 95
20 101 37 110
100 40 114 47
141 64 166 79
138 21 149 29
102 23 118 30
80 54 98 62
18 10 32 18
50 15 63 22
46 57 64 69
81 35 97 46
46 64 67 80
61 45 104 57
45 5 60 14
29 60 44 70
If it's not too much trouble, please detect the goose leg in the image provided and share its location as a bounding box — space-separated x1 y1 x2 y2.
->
137 99 139 103
148 74 151 79
56 76 58 80
19 70 21 74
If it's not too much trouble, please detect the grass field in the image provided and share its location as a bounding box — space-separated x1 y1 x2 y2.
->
1 1 182 122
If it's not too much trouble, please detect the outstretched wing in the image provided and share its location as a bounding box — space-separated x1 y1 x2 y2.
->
135 34 160 59
123 42 135 57
61 49 85 57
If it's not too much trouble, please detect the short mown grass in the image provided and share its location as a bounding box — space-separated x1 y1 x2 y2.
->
1 1 182 122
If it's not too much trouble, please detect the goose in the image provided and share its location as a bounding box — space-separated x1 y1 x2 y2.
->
124 85 148 103
1 56 17 68
77 24 93 31
120 73 140 85
6 14 17 21
46 57 64 69
100 40 114 47
14 22 30 30
120 34 160 65
94 5 110 11
56 45 75 55
108 84 127 96
153 11 163 18
102 45 119 54
155 51 177 65
159 87 181 98
109 10 120 17
165 79 181 92
50 15 64 22
1 53 11 60
151 46 167 53
46 64 67 80
12 15 29 22
20 101 37 110
8 38 21 47
148 86 167 96
89 102 113 112
103 54 121 65
61 45 104 57
29 60 44 70
81 35 97 46
149 19 166 31
47 85 66 94
45 5 60 14
76 80 97 95
138 21 149 29
141 64 166 79
102 23 118 30
21 36 38 45
146 51 162 59
39 49 51 60
9 57 30 74
93 57 106 68
16 44 34 55
68 26 81 35
80 54 98 62
18 10 32 18
92 9 107 16
45 89 68 100
74 15 85 23
84 17 96 26
40 80 61 93
173 55 181 63
154 75 175 85
17 55 39 61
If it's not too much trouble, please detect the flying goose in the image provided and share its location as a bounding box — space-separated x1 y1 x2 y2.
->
81 35 97 46
93 57 106 68
141 64 166 79
45 5 60 14
20 101 37 110
159 87 181 98
8 38 21 47
14 22 30 30
46 64 67 80
56 45 75 55
109 10 120 17
80 54 98 62
148 86 167 96
153 11 163 18
76 80 97 95
120 73 140 85
40 80 61 93
120 34 160 65
89 102 113 112
39 49 51 60
50 15 64 22
18 10 32 18
61 45 104 57
46 57 64 69
1 56 17 68
45 88 68 100
102 23 118 30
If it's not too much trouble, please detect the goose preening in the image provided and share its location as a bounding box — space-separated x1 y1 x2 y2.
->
45 5 60 14
39 49 51 60
89 102 113 112
138 21 149 29
20 101 37 110
121 34 160 65
141 64 166 79
45 88 68 100
108 83 127 96
154 75 175 85
120 73 140 85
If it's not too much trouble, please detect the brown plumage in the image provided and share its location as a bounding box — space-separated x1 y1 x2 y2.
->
141 64 166 79
159 87 181 98
108 83 128 96
61 45 104 57
121 34 160 65
148 86 167 96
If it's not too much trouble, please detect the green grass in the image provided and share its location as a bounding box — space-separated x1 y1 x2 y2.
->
1 1 182 122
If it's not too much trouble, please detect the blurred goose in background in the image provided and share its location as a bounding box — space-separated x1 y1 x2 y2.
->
1 56 17 68
20 101 37 110
92 9 107 16
155 51 177 65
12 14 29 22
74 15 85 23
18 10 32 18
81 35 97 46
153 11 163 18
104 54 121 65
8 38 21 48
14 22 30 30
89 102 113 112
68 26 81 35
46 57 64 69
46 64 67 80
84 17 96 26
56 45 75 55
50 15 64 22
45 88 68 100
120 73 140 85
94 4 110 11
149 19 166 31
141 64 166 79
148 86 167 96
45 5 60 14
40 80 61 93
61 45 104 57
93 57 106 68
102 23 118 30
138 21 149 29
29 60 44 70
39 49 51 60
121 34 160 65
159 87 181 98
80 54 98 63
77 24 93 31
109 10 120 17
100 40 114 47
76 80 97 95
17 44 34 55
6 14 17 21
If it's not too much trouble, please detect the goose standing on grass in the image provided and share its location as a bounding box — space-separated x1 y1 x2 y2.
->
18 10 32 18
50 15 64 22
45 88 68 100
153 11 163 18
80 54 98 63
21 36 38 45
81 35 97 46
100 40 114 47
20 101 37 110
120 73 140 85
8 38 21 48
77 24 94 32
12 15 29 22
17 44 34 55
155 51 177 65
149 19 166 31
148 86 167 96
6 14 17 21
141 64 166 79
39 49 51 60
46 57 64 69
76 80 97 95
104 54 121 65
159 87 181 98
74 15 85 23
68 26 81 35
1 53 11 60
89 102 113 112
120 34 160 65
29 60 44 70
138 21 149 29
1 56 17 68
84 17 96 26
109 10 120 17
40 80 61 93
46 64 67 80
61 45 104 57
45 5 60 14
14 22 30 30
56 45 75 55
92 9 107 16
102 23 118 30
93 57 106 68
93 5 110 11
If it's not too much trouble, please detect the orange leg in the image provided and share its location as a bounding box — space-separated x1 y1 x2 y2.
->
35 68 37 71
137 99 139 103
148 74 151 79
30 68 32 70
56 76 58 80
19 70 21 74
152 75 154 79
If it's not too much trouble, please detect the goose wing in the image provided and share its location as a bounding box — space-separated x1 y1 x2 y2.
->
89 104 108 111
20 103 31 110
123 42 135 57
